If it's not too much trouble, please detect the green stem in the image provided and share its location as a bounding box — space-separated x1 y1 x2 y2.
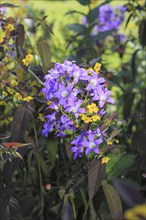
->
33 120 44 215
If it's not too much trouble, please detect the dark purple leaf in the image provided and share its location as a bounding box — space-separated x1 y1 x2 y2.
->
88 157 106 198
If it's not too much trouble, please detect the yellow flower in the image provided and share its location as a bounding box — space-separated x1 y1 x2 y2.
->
23 96 33 102
124 204 146 220
91 114 101 122
101 156 110 164
88 68 93 75
107 140 113 145
87 103 99 114
83 116 92 123
7 87 15 95
14 92 23 101
0 101 6 106
94 62 101 73
5 24 15 32
38 113 45 122
0 36 4 43
22 54 33 66
115 139 119 144
80 114 92 123
10 79 18 87
47 101 53 106
2 91 8 97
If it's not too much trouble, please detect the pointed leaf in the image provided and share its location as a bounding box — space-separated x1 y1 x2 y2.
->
88 157 106 198
37 39 53 72
107 154 137 180
0 3 19 8
67 24 86 33
9 196 24 220
47 139 58 164
102 181 123 220
2 142 30 149
131 49 140 81
11 104 33 141
110 129 121 139
16 24 25 49
113 178 145 208
76 0 90 6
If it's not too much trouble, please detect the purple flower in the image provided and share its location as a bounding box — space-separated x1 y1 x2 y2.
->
84 133 102 155
92 85 114 108
42 59 115 159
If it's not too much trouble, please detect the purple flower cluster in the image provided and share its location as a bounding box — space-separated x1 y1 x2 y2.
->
42 59 114 159
83 4 126 42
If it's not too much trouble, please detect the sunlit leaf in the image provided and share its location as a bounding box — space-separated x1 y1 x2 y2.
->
102 181 123 220
37 39 53 72
2 142 30 149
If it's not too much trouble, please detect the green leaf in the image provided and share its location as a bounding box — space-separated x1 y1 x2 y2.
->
67 24 86 33
107 154 137 180
0 3 19 8
37 39 53 72
123 92 135 118
131 49 140 81
76 0 91 6
87 5 104 23
102 181 123 220
110 129 121 139
65 10 86 17
47 139 58 164
91 30 114 43
36 152 48 175
88 157 106 198
139 19 146 47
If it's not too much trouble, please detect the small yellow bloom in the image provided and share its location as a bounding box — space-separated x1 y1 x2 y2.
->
101 156 110 164
22 54 33 66
124 204 146 220
38 113 45 122
91 114 101 122
94 62 101 73
107 140 113 145
47 101 52 106
7 87 15 95
0 100 6 106
14 92 23 101
10 79 18 87
83 116 92 123
80 114 92 123
23 96 33 102
0 36 4 43
5 24 15 32
2 91 8 96
87 103 99 114
115 139 119 144
88 68 93 75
